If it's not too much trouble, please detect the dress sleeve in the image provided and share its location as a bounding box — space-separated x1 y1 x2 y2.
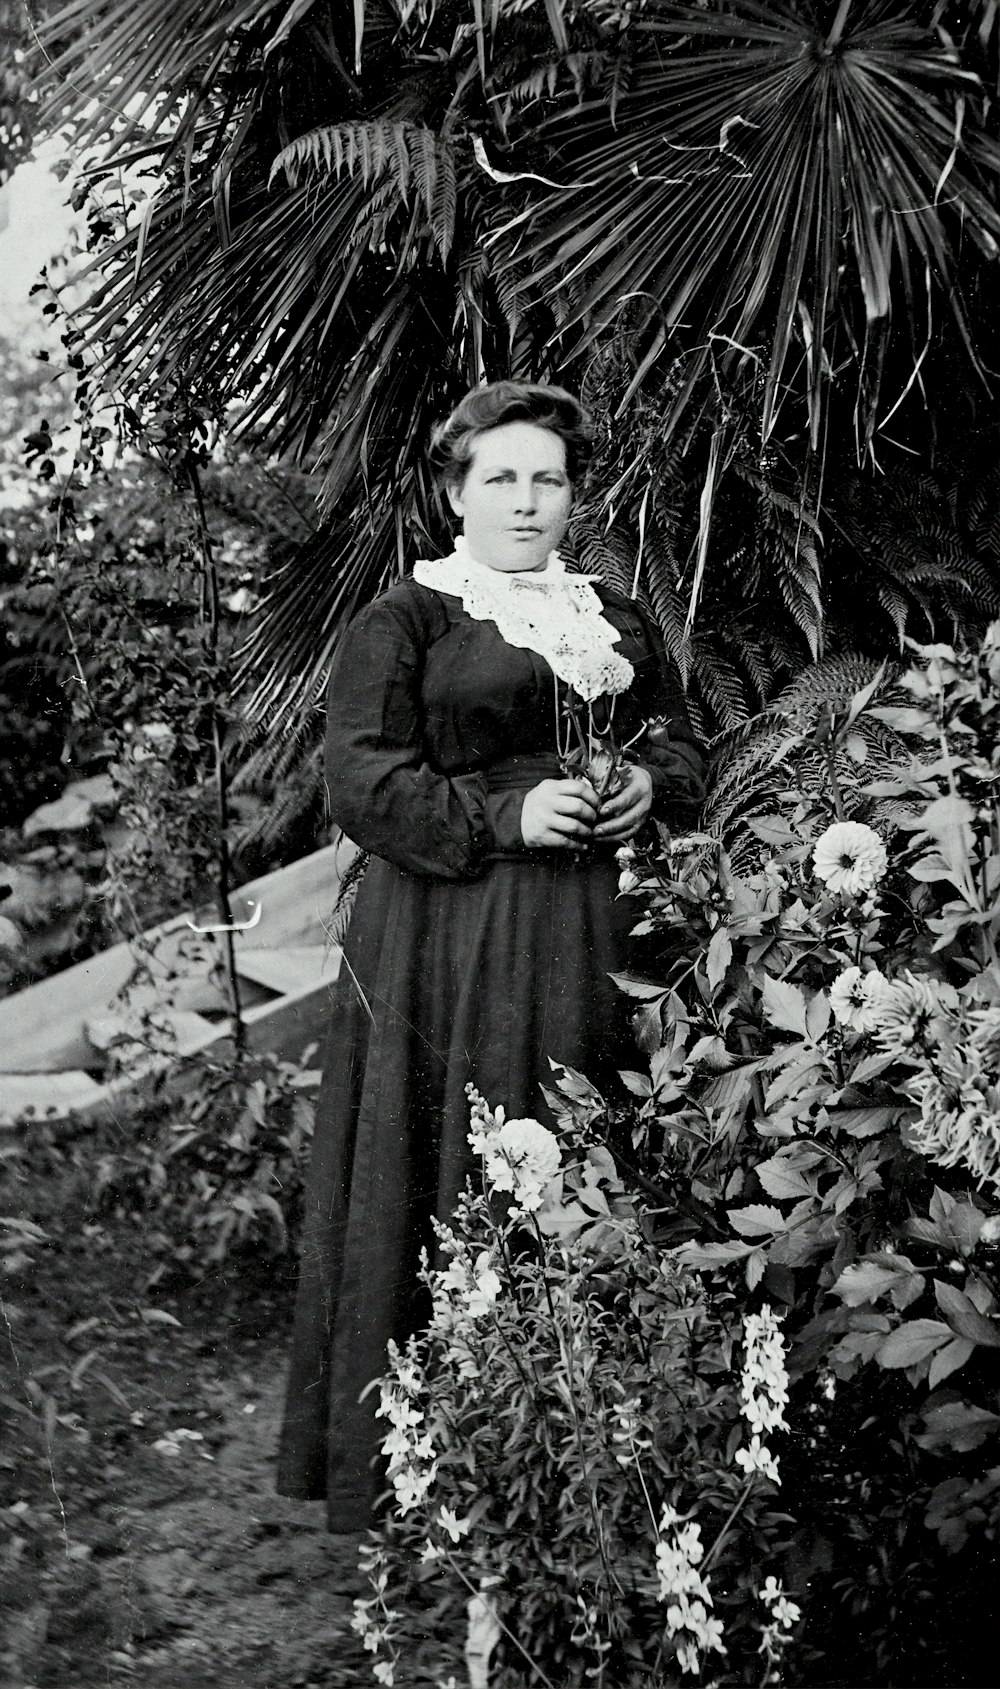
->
323 588 490 879
625 605 706 823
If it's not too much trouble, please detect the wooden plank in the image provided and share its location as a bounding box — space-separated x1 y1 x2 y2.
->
231 840 353 951
234 945 340 996
0 1070 105 1120
0 842 344 1073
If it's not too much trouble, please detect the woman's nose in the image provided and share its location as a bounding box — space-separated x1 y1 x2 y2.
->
512 479 537 511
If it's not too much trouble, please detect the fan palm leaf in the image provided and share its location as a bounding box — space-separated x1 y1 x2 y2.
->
27 0 1000 734
495 1 1000 447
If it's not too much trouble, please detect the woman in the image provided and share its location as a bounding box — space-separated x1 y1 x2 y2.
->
277 382 703 1530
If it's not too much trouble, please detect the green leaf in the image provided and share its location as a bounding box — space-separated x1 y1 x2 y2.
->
756 1160 816 1202
876 1319 952 1368
847 1052 897 1084
829 1106 902 1138
610 973 669 1000
832 1259 922 1308
729 1203 785 1239
706 926 733 993
673 1240 755 1269
915 1401 1000 1455
934 1281 1000 1347
760 975 809 1037
805 990 831 1042
867 705 936 735
923 1189 986 1256
618 1069 652 1098
927 1338 975 1390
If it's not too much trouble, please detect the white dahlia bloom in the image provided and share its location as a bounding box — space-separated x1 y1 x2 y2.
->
812 821 888 897
481 1117 562 1212
874 970 959 1055
829 965 890 1033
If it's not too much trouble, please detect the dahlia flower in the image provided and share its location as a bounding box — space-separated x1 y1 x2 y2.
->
874 971 958 1056
812 821 888 897
829 965 890 1033
480 1117 562 1212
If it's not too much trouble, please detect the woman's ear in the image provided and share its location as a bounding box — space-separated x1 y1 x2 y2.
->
446 481 464 518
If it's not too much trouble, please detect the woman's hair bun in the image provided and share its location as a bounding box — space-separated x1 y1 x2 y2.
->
429 381 594 489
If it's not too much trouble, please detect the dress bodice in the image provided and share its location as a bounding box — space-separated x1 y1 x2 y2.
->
322 576 703 879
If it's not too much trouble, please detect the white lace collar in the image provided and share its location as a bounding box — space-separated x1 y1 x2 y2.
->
412 535 634 701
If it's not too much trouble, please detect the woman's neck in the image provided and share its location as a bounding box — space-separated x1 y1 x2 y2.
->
454 533 561 576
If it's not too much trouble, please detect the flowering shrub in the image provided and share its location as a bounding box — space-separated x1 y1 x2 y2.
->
352 1091 799 1688
359 623 1000 1686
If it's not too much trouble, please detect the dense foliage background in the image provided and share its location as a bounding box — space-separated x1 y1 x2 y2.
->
4 3 1000 1685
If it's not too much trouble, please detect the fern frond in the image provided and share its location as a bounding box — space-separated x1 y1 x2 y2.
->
327 842 369 947
644 548 693 691
772 652 891 729
271 121 407 193
269 121 458 262
689 640 750 730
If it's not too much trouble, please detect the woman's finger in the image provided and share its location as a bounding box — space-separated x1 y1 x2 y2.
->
554 795 598 822
594 795 649 838
549 812 594 838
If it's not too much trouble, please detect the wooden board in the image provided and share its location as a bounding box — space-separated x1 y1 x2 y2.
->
0 843 344 1073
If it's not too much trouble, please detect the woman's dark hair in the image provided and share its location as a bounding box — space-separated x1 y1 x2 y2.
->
429 381 595 490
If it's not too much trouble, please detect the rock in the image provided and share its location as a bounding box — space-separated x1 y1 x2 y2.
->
22 775 116 838
0 914 24 954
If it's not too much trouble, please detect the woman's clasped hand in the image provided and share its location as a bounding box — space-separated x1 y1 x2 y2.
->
520 764 654 849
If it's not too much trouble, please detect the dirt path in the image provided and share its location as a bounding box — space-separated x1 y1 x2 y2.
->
1 1173 393 1689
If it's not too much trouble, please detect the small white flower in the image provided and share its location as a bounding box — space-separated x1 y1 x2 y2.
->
466 1258 502 1317
735 1435 780 1483
740 1305 790 1439
438 1506 471 1543
467 1123 497 1157
812 821 888 897
656 1507 726 1673
676 1641 701 1676
829 965 890 1033
373 1663 395 1686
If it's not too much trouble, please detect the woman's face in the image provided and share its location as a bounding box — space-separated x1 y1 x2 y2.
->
447 420 573 572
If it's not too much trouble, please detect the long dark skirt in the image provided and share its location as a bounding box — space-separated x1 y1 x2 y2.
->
276 847 636 1530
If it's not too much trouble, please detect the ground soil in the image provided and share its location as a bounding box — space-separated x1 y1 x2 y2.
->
0 1141 428 1689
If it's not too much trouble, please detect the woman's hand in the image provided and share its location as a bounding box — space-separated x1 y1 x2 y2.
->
520 777 599 849
593 763 654 842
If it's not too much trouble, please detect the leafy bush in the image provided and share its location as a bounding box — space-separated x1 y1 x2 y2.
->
87 1049 316 1287
352 1095 800 1689
357 621 1000 1687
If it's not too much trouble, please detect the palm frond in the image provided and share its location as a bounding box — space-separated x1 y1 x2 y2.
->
495 2 1000 449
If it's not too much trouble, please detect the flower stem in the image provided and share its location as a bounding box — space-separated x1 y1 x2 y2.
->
441 1551 558 1689
701 1476 755 1575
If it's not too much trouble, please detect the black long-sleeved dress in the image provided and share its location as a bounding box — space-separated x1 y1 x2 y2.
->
277 573 703 1530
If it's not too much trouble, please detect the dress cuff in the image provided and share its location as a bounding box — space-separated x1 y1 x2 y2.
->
483 790 528 852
